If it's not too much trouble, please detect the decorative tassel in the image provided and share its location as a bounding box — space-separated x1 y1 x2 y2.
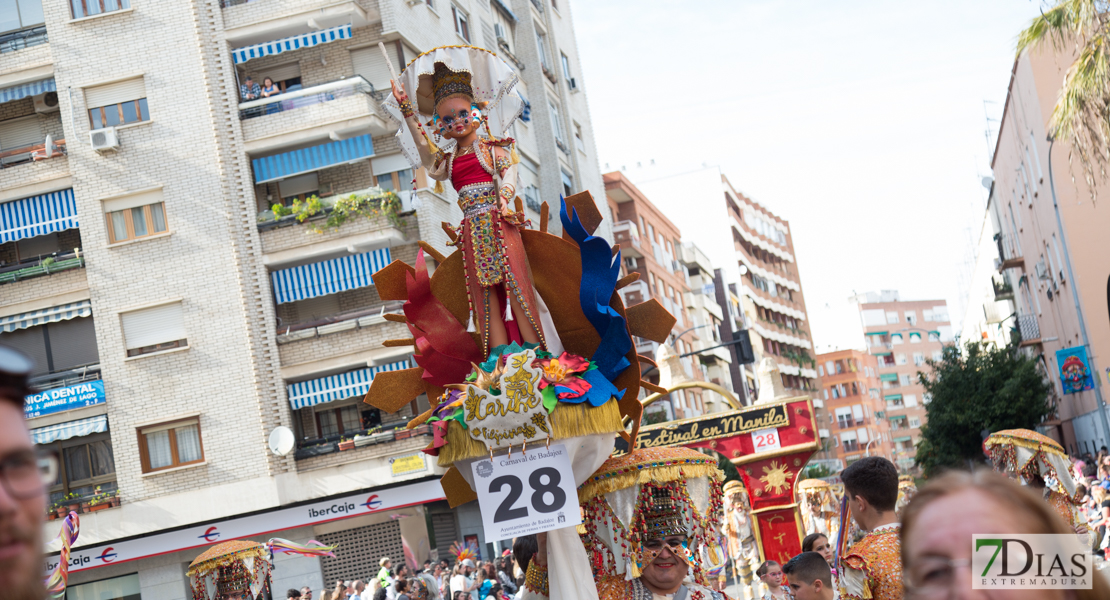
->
466 312 476 332
510 142 520 165
504 298 515 321
434 179 445 194
627 558 641 579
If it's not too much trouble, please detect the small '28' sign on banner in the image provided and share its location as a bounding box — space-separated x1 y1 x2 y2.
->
471 444 581 542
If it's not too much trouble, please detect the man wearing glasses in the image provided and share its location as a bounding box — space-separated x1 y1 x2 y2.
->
0 345 50 600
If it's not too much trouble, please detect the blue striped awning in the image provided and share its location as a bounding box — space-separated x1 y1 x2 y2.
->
31 415 107 445
0 189 77 244
271 247 391 304
0 300 91 333
252 134 375 184
232 23 352 64
288 360 410 409
0 77 56 104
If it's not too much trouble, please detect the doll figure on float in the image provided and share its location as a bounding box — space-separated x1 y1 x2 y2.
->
385 46 548 356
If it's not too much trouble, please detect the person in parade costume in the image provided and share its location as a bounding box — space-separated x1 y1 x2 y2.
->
720 480 760 599
836 457 903 600
521 447 731 600
386 46 545 356
983 429 1088 543
186 539 337 600
893 476 916 518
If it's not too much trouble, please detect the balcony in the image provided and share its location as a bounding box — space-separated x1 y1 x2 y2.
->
0 248 84 286
0 26 47 54
221 0 375 48
29 364 101 394
0 136 68 192
277 305 409 367
241 78 390 155
620 279 651 307
995 233 1024 271
1015 312 1041 346
992 274 1014 300
612 220 643 258
842 440 860 453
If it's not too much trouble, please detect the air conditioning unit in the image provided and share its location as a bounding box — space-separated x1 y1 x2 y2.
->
494 22 507 43
567 77 578 91
1034 260 1050 280
33 91 59 114
90 127 120 152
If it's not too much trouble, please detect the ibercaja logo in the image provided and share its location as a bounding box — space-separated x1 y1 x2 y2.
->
972 534 1091 589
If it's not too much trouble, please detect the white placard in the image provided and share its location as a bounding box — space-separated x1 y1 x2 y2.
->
471 444 581 541
751 428 781 453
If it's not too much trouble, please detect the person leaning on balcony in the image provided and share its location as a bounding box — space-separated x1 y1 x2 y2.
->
240 75 261 101
0 345 49 600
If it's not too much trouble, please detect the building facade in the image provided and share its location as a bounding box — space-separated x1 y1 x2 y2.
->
816 349 892 468
604 171 716 420
856 291 953 472
967 44 1110 454
0 0 604 596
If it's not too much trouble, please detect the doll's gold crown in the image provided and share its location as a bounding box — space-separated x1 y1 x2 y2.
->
433 62 474 109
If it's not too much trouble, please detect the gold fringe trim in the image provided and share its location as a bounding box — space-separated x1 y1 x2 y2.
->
510 143 520 165
985 436 1066 458
578 464 723 504
436 400 623 467
433 179 445 194
186 547 268 577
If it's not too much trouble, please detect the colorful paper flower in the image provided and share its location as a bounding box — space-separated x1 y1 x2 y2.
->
533 352 593 400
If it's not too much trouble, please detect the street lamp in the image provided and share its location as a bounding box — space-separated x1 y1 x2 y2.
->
865 437 876 457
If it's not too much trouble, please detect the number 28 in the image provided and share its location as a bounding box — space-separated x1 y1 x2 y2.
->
489 468 566 523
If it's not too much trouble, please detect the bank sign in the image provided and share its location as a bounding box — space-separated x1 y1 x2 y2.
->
44 478 444 575
25 381 105 419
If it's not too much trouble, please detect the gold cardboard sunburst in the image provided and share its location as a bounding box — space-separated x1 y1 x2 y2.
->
759 460 793 496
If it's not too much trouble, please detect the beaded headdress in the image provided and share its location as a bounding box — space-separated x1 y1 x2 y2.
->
433 62 474 109
640 486 688 540
216 562 252 597
722 480 744 496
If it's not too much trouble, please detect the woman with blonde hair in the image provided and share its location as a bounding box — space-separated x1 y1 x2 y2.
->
901 469 1109 599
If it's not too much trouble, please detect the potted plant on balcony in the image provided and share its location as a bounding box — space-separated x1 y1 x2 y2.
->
394 425 413 440
65 492 82 514
54 502 68 519
353 427 382 447
109 490 121 508
337 437 355 451
87 487 112 512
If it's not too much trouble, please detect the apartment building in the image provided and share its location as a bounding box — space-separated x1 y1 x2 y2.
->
604 171 712 420
0 0 603 596
856 291 953 472
967 44 1110 454
678 242 737 414
816 349 893 468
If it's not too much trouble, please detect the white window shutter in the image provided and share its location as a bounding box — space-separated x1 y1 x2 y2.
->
121 302 186 349
86 77 146 109
852 405 863 420
278 173 319 198
350 46 397 93
103 188 163 213
0 116 43 150
266 62 301 83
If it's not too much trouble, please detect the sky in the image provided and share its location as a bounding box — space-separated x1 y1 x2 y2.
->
570 0 1047 353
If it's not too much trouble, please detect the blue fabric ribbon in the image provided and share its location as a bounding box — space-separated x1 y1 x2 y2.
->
560 199 632 383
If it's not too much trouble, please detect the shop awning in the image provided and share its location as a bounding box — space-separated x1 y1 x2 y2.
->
271 247 391 304
252 134 375 184
865 330 887 337
232 23 352 64
888 414 907 420
0 76 55 104
893 435 913 443
31 414 107 445
879 373 898 382
873 352 892 357
287 359 409 409
884 394 903 402
0 188 77 244
0 300 91 333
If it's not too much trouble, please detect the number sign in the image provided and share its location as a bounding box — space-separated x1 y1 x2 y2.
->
751 428 781 453
471 443 581 541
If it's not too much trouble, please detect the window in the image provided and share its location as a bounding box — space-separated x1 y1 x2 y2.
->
139 418 203 472
70 0 130 20
891 333 903 345
909 416 921 428
535 31 550 69
277 173 320 206
103 189 168 243
561 170 574 198
560 52 572 80
573 122 584 152
913 352 924 366
886 311 899 324
928 332 939 342
121 301 187 357
904 394 918 408
67 574 140 600
2 0 44 32
1 317 99 377
932 350 943 362
86 77 148 130
818 365 824 377
895 353 906 366
315 403 362 437
899 373 911 386
908 332 921 343
923 309 933 322
548 101 565 143
42 432 116 508
375 168 414 192
450 4 470 42
904 310 916 325
523 184 541 212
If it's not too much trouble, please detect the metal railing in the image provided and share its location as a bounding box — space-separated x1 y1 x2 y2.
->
238 76 380 120
995 233 1023 267
0 26 47 54
0 138 67 169
0 249 84 285
275 302 404 341
30 364 101 393
993 274 1014 299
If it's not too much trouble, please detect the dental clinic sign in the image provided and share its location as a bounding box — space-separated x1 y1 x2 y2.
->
25 380 105 418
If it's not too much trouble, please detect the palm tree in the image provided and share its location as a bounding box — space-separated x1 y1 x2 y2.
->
1018 1 1110 201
